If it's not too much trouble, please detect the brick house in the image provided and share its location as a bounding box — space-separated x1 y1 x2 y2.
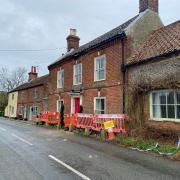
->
48 0 163 115
125 21 180 134
11 67 50 120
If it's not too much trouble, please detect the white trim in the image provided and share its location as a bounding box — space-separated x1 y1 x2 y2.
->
73 63 82 85
56 99 64 112
94 55 106 82
94 97 106 114
57 69 64 89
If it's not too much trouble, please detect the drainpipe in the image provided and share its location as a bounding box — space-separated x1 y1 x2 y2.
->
120 34 126 114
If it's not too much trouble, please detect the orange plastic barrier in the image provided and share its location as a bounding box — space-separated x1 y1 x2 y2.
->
39 111 60 125
93 114 128 134
64 114 71 128
40 111 49 122
75 113 94 129
47 112 60 125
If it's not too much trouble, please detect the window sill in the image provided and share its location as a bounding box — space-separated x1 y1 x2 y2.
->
149 118 180 123
94 79 106 82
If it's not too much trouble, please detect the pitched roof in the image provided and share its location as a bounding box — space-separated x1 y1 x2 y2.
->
10 74 49 93
49 15 139 68
127 20 180 65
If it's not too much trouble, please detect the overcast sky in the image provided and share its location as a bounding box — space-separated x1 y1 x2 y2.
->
0 0 179 76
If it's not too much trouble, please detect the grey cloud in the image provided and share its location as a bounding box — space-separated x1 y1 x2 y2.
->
0 0 179 76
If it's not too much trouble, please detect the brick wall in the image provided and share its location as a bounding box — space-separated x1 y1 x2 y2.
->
49 39 124 114
17 84 48 119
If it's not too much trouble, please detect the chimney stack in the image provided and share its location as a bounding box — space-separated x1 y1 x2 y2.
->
66 29 80 52
28 66 38 81
139 0 159 13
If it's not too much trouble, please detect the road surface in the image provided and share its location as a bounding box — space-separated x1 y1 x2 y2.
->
0 117 180 180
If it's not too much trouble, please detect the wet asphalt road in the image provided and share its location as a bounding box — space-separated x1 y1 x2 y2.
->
0 117 180 180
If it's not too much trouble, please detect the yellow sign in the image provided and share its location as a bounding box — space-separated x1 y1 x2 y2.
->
104 120 115 129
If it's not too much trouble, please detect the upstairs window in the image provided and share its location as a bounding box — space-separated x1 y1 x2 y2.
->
94 55 106 81
57 69 64 88
94 97 105 114
20 92 24 101
150 90 180 121
73 63 82 85
12 94 14 100
32 89 38 99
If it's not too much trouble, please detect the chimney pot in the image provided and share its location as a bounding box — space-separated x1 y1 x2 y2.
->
66 28 80 52
28 66 38 81
70 29 77 36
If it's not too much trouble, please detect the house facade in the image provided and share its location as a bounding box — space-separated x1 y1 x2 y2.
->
11 67 49 120
125 21 180 134
4 91 18 118
48 0 163 115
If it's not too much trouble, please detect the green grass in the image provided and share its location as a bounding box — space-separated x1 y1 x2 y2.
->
115 134 179 155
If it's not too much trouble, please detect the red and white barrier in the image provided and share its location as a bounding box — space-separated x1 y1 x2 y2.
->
76 113 94 129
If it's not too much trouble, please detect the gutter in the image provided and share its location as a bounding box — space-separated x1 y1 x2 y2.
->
120 33 126 114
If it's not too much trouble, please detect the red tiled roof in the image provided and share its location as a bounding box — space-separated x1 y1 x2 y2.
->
10 74 49 93
127 20 180 65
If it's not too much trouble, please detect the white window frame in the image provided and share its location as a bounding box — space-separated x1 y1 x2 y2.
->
94 97 106 114
73 63 82 85
57 69 64 88
56 99 64 112
94 55 106 82
33 106 38 116
32 89 38 99
150 90 180 122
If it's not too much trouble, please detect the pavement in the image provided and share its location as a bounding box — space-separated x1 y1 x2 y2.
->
0 117 180 180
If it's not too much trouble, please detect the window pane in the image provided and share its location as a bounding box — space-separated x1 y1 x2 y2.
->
152 92 166 105
153 105 166 118
177 105 180 119
100 99 104 111
176 92 180 104
159 93 166 104
167 92 174 104
99 70 105 80
167 105 175 118
160 105 167 118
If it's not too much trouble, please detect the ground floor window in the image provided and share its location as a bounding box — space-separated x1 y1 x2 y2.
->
94 97 105 114
57 100 64 112
32 106 38 116
150 90 180 121
19 106 24 115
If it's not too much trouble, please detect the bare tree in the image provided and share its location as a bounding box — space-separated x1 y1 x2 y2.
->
0 67 27 92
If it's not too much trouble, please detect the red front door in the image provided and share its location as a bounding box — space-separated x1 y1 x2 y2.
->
74 98 80 113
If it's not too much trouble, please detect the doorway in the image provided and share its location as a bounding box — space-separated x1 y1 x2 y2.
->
71 96 82 114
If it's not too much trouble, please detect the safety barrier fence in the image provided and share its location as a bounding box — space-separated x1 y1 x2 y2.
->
37 112 128 134
65 113 128 134
34 111 60 125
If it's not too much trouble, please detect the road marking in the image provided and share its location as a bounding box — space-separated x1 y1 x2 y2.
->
11 133 33 146
0 127 7 131
48 155 91 180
